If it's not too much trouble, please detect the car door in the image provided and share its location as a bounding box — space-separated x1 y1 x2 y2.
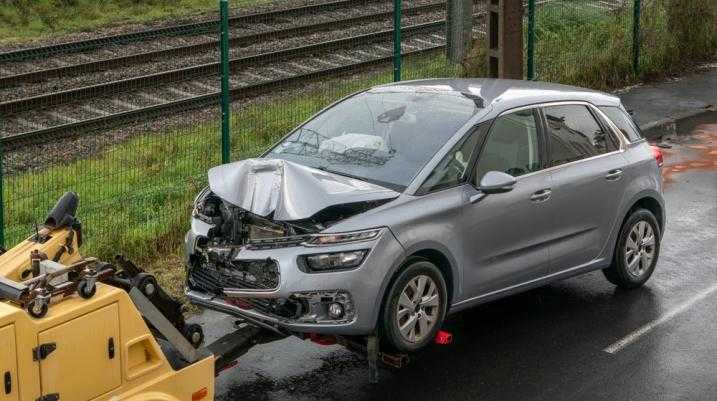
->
541 103 628 272
461 107 553 298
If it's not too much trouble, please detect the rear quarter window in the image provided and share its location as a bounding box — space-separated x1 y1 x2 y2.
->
599 106 643 142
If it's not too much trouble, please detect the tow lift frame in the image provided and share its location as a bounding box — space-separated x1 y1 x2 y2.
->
107 257 418 382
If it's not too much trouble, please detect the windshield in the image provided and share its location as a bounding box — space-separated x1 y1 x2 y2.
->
266 89 479 190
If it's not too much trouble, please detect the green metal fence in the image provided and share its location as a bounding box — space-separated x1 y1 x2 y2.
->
0 0 708 264
0 0 470 261
525 0 642 87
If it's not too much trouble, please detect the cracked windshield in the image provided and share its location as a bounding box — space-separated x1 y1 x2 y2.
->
267 89 479 190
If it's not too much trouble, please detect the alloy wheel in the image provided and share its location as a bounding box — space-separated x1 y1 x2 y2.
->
396 275 440 343
624 220 656 277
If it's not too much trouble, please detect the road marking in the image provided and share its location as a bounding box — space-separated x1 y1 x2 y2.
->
603 283 717 354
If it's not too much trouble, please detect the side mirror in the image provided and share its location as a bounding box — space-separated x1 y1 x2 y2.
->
478 171 517 194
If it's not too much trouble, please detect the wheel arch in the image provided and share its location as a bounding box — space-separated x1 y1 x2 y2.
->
376 245 457 329
621 194 665 236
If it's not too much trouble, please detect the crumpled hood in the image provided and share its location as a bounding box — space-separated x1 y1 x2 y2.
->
207 158 399 221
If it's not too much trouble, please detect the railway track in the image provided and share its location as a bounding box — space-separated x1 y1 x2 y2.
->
1 18 478 147
0 0 479 147
0 1 445 88
0 0 446 87
0 0 627 148
0 0 384 63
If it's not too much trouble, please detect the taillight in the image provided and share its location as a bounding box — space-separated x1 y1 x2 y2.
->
650 145 664 167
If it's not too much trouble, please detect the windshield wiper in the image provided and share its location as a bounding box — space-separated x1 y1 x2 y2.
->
316 166 404 192
316 165 365 181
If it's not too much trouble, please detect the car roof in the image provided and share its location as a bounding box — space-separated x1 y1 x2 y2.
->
369 78 621 115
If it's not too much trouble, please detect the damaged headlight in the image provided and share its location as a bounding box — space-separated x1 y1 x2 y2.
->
192 186 220 222
303 250 368 271
302 228 382 246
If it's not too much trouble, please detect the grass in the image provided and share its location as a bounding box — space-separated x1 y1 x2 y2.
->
463 0 717 90
0 0 275 44
2 53 453 299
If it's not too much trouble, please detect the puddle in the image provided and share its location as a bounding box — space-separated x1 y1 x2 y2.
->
658 123 717 186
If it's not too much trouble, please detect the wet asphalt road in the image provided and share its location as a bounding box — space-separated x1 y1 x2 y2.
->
199 112 717 401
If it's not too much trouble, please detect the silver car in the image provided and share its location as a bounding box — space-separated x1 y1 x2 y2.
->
185 79 665 352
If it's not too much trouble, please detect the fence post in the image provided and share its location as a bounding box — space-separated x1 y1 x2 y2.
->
526 0 536 80
632 0 641 75
220 0 231 164
393 0 401 82
0 141 4 249
446 0 474 63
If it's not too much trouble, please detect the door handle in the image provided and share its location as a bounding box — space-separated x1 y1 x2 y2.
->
4 371 10 394
605 169 623 181
530 188 551 202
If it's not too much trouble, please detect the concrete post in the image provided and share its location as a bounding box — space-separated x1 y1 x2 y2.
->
486 0 523 79
445 0 473 63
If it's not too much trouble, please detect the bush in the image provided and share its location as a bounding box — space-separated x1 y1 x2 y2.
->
462 0 717 89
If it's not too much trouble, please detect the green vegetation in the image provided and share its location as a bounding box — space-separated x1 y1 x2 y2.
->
463 0 717 90
3 53 452 298
0 0 272 44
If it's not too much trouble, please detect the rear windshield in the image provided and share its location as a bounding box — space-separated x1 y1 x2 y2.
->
599 106 643 142
266 90 479 190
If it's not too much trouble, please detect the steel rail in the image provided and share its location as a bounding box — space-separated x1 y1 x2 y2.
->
0 0 383 62
1 46 444 147
0 20 447 115
0 1 446 87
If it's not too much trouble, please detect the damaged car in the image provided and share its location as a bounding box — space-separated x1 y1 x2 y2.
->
185 79 665 352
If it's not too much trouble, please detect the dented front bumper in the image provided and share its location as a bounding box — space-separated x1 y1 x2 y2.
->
185 223 405 336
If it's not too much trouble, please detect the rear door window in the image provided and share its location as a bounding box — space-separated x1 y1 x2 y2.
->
599 106 643 142
543 105 617 167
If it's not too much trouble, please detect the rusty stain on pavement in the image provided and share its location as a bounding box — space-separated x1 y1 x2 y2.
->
659 123 717 185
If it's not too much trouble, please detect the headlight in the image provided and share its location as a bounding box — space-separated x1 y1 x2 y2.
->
303 250 368 271
192 186 219 221
302 228 382 246
193 186 211 208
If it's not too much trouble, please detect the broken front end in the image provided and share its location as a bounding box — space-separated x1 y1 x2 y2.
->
185 159 405 336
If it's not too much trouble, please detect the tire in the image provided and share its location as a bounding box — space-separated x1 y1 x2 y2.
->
381 258 448 352
78 279 97 299
136 275 158 297
603 208 661 289
182 323 205 348
27 298 48 318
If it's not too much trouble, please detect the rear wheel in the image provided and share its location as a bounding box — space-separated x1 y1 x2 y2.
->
381 258 447 352
603 208 661 289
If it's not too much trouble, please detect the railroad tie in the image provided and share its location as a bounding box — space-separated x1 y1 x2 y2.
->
288 62 314 72
313 58 341 68
47 111 79 123
138 92 169 104
372 45 392 54
241 72 268 81
81 105 110 116
111 99 140 111
332 54 362 64
15 117 47 131
188 81 218 93
413 38 438 47
167 87 197 99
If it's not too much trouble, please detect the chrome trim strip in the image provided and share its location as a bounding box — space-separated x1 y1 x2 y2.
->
186 289 285 335
301 228 384 247
451 257 607 308
223 288 281 298
505 100 628 181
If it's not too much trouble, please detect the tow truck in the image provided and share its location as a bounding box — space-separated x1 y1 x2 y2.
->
0 193 445 401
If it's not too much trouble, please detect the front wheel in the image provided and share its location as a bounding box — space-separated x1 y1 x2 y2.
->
381 258 447 352
603 208 661 289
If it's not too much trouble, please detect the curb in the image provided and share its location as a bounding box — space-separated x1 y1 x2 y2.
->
639 106 717 141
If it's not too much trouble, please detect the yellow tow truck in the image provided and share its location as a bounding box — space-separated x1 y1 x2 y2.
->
0 193 279 401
